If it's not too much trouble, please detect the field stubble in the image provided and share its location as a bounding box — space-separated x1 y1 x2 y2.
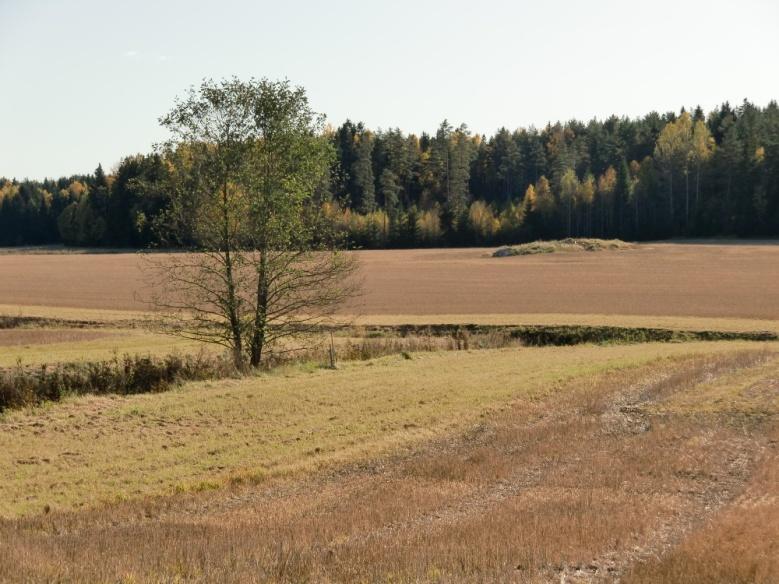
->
1 347 778 582
5 342 754 518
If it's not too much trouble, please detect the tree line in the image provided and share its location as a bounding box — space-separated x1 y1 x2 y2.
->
2 99 778 248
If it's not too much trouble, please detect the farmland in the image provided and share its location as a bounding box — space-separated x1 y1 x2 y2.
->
1 242 779 319
1 242 779 582
5 0 779 580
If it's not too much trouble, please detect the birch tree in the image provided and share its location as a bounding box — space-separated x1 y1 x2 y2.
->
148 78 359 369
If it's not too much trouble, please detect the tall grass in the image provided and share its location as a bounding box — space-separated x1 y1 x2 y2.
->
2 321 774 413
292 329 521 364
494 237 635 256
349 324 777 346
0 351 235 412
0 333 520 413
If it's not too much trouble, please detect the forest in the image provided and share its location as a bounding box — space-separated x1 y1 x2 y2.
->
1 99 778 248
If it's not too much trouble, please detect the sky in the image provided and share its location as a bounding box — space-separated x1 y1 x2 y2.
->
1 0 778 180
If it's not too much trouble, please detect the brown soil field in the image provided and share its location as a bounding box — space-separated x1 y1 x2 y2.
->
0 242 778 320
0 329 110 347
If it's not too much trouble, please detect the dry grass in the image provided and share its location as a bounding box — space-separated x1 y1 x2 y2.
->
1 348 777 583
494 237 635 256
1 350 235 412
0 328 110 347
1 243 779 320
0 329 203 368
0 342 762 518
624 423 779 584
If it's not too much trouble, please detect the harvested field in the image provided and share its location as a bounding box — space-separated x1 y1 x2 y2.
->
0 242 778 320
0 341 761 518
2 346 778 583
2 241 779 583
0 328 110 347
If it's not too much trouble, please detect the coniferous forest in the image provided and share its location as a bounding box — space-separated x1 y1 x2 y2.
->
2 99 778 248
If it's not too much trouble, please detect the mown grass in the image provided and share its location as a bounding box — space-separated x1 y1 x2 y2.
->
0 341 771 518
0 303 150 322
6 303 779 334
0 328 110 347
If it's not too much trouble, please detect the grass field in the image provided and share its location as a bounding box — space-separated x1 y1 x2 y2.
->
1 242 779 582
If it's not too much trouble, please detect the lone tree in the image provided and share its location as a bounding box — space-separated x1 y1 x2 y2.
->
147 78 359 369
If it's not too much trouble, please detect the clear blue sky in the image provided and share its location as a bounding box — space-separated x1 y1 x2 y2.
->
1 0 778 179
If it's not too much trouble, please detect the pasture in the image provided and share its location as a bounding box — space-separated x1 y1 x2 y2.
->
1 242 779 582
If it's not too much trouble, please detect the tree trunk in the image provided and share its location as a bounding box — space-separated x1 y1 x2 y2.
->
221 179 244 370
685 170 690 231
225 249 244 370
695 165 701 218
587 205 592 237
250 249 269 368
635 196 639 239
668 171 674 234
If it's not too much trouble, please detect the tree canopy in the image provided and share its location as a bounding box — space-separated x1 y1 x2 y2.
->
145 78 358 369
3 99 778 248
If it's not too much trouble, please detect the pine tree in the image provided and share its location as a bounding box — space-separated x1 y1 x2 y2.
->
449 125 475 217
492 128 521 202
559 168 578 237
616 159 632 237
352 131 376 213
378 168 401 240
577 173 596 236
